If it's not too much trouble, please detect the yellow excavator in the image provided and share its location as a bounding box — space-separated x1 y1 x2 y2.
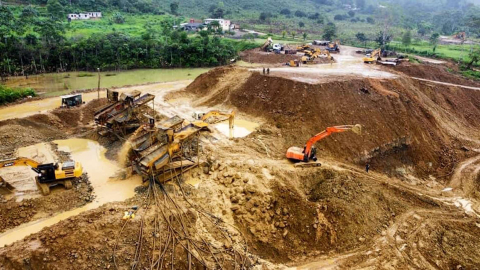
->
302 49 333 64
0 157 83 195
363 48 382 64
192 110 235 139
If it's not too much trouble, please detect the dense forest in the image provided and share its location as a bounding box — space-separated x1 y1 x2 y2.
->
0 2 247 77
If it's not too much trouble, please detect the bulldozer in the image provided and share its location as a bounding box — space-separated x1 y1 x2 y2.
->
326 40 340 53
297 44 311 51
0 157 83 195
286 125 362 167
286 59 300 67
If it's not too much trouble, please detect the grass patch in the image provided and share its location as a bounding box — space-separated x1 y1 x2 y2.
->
105 73 117 77
461 70 480 80
0 85 36 105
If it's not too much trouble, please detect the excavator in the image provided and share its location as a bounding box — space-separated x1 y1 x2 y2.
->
192 110 235 138
286 125 362 166
0 158 83 195
363 48 382 64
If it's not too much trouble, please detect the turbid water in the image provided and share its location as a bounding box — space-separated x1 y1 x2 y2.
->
0 138 141 247
2 68 210 97
215 119 260 138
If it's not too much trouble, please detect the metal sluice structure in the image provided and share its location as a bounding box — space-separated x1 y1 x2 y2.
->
127 116 204 184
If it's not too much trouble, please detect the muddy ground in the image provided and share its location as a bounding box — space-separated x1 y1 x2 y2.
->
1 47 480 270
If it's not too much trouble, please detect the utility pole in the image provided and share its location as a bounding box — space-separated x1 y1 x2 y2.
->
97 68 100 99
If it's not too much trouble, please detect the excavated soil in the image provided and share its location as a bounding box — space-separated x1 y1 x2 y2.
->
0 175 93 233
388 62 480 87
239 49 332 66
1 62 480 270
186 66 480 179
0 100 106 234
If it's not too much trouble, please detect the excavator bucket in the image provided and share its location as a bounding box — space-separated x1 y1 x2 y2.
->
351 124 362 135
0 176 15 194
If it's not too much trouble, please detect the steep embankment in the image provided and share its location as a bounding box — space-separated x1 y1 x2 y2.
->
187 66 480 179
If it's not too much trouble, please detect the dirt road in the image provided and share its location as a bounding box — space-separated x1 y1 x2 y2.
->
250 46 398 83
412 77 480 91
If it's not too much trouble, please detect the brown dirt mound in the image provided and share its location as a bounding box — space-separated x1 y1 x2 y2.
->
0 175 93 233
389 62 480 87
186 66 480 179
239 49 332 66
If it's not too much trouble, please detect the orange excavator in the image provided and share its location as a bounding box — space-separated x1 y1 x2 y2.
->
286 125 362 165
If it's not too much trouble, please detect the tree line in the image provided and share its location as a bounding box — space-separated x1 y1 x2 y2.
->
0 4 239 77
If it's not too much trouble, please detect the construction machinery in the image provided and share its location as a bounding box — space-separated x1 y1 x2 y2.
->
0 157 83 195
260 37 273 52
286 59 300 67
192 110 235 138
302 49 333 64
60 94 83 108
128 116 205 184
94 89 155 136
326 40 340 53
363 48 382 64
297 44 311 51
453 32 466 41
286 125 362 166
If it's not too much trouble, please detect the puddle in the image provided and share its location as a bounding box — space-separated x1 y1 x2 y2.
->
0 138 141 247
215 119 259 138
0 91 106 121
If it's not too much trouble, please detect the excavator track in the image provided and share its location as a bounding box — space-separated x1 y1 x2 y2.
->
36 177 51 196
294 162 322 168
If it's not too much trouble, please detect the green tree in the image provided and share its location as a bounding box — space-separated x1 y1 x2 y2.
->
291 31 296 39
322 23 336 40
302 32 307 41
281 30 287 39
375 31 392 47
467 46 480 69
112 12 125 24
402 30 412 47
356 32 367 48
348 10 355 17
299 21 305 27
430 32 440 48
170 2 179 15
46 0 65 21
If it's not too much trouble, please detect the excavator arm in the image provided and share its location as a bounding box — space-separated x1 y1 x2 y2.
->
0 157 40 169
286 124 362 162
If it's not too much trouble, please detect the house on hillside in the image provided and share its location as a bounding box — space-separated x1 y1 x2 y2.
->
67 12 102 21
204 18 231 31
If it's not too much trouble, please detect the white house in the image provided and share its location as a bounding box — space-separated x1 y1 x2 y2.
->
68 12 102 20
204 18 231 31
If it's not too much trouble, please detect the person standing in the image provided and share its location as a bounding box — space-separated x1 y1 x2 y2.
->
366 163 370 173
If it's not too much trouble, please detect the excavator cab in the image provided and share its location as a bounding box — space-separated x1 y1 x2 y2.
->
35 164 57 183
